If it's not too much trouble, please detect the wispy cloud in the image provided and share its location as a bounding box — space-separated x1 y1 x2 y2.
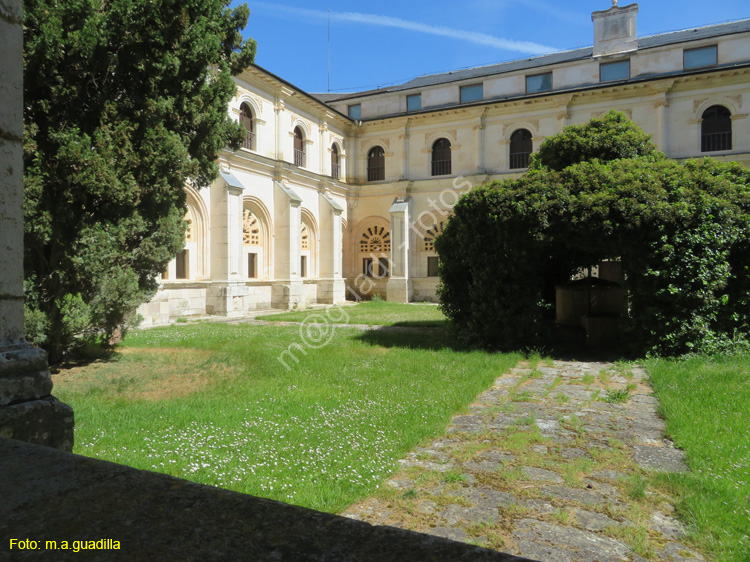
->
251 2 557 55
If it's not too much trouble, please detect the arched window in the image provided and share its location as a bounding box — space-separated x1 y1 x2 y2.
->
701 105 732 152
423 221 445 252
367 146 385 182
243 209 262 279
359 224 391 278
294 127 305 167
510 129 533 169
240 103 254 150
431 138 452 176
331 144 340 180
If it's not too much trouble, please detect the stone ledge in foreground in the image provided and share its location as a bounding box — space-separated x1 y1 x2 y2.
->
0 437 539 562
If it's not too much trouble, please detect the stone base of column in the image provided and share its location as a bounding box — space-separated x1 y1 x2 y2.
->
317 279 346 305
206 282 249 317
386 277 413 303
272 280 307 309
0 345 74 452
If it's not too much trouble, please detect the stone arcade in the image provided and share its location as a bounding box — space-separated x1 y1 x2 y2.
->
139 2 750 326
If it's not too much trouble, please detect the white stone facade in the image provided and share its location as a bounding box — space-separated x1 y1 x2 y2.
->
140 4 750 325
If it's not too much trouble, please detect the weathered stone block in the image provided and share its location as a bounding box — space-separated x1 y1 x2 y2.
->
0 397 74 451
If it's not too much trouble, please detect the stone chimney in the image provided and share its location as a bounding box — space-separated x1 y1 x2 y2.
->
592 1 639 57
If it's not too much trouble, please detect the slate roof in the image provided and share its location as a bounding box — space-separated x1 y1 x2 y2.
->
311 19 750 103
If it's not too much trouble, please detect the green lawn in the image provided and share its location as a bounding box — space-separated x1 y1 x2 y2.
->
55 321 518 513
257 300 447 327
647 355 750 562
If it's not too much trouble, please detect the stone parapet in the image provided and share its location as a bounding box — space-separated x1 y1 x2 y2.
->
0 398 73 451
0 437 537 562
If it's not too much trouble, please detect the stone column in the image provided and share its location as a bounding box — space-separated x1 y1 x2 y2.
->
318 192 346 305
207 172 247 316
0 0 73 450
272 181 306 309
386 197 413 303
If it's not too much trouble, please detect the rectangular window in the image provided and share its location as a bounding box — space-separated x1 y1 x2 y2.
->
407 94 422 112
526 72 553 94
175 250 189 280
300 255 308 278
247 253 257 279
460 84 484 103
600 59 630 82
363 258 374 277
427 256 439 277
378 257 390 278
684 45 718 69
348 104 362 120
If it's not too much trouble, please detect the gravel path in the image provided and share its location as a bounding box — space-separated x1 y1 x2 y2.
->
343 361 706 562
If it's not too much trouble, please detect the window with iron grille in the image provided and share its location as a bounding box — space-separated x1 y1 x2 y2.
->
509 129 533 169
240 103 255 150
294 127 305 167
331 144 340 179
431 138 452 176
701 105 732 153
368 146 385 181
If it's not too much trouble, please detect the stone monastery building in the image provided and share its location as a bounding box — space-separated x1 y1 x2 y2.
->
138 2 750 326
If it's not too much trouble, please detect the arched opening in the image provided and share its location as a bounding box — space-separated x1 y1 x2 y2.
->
359 224 390 279
367 146 385 182
701 105 732 152
294 126 305 167
331 144 340 180
239 102 254 150
431 138 452 176
510 129 533 169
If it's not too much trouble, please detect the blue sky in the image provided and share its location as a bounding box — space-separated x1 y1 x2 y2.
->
234 0 749 94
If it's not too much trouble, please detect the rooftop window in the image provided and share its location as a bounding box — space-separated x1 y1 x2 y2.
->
407 94 422 112
684 45 718 69
526 72 552 94
460 84 484 103
348 104 362 120
600 59 630 82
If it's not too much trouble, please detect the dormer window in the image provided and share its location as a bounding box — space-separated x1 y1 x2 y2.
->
684 45 718 70
407 94 422 112
348 104 362 120
526 72 552 94
460 84 483 103
600 59 630 82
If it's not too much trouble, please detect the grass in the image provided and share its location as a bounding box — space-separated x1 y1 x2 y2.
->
53 319 518 514
257 300 447 328
647 354 750 562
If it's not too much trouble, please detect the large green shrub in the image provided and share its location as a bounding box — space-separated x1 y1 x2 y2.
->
436 112 750 355
23 0 256 361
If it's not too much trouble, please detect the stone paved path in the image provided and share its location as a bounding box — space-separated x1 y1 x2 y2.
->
343 361 707 562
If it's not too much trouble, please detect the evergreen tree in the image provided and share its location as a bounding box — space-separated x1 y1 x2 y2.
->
23 0 256 361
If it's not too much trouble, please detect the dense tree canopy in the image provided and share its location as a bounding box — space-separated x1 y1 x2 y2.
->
437 111 750 356
23 0 256 360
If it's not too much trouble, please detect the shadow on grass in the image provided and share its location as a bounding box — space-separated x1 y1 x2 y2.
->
354 323 636 362
50 345 120 374
389 320 449 329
